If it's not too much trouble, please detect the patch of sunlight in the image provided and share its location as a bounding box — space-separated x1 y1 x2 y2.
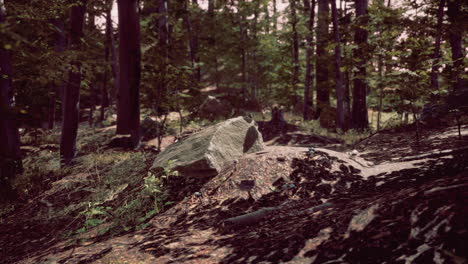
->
345 204 379 238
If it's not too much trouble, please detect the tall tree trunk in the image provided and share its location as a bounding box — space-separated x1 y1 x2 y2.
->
303 0 315 120
290 0 299 106
316 0 331 118
250 1 260 100
429 0 445 91
239 0 248 102
264 1 270 34
190 0 201 82
377 55 384 131
208 0 220 88
0 1 22 200
110 10 119 106
60 0 86 166
154 0 168 115
447 0 465 92
116 0 141 146
87 2 96 127
49 19 67 129
351 0 369 130
331 0 348 131
100 0 113 122
273 0 278 32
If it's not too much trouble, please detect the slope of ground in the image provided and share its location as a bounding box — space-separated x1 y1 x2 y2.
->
1 124 467 264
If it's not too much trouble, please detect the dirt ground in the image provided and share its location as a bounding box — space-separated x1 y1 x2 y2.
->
1 125 467 264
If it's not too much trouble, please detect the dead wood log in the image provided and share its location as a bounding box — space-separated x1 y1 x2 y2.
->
223 202 334 227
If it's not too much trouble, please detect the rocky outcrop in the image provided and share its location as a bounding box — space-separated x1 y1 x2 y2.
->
151 116 264 177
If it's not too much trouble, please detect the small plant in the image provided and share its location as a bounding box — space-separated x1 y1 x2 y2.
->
74 202 112 242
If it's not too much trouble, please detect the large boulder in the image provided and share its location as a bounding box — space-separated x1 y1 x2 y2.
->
198 95 232 120
151 116 265 177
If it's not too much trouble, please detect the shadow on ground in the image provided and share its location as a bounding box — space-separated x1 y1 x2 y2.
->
132 151 468 264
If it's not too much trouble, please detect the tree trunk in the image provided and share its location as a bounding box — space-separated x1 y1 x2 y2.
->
447 0 465 92
249 1 259 101
377 55 384 131
207 0 220 88
303 0 315 121
154 0 169 115
239 0 248 102
100 0 113 122
116 0 141 147
331 0 348 131
290 0 299 106
0 1 22 200
315 0 331 118
273 0 277 32
49 19 67 129
110 8 119 106
429 0 445 91
87 4 96 127
351 0 369 130
264 1 270 34
190 0 201 82
60 0 86 166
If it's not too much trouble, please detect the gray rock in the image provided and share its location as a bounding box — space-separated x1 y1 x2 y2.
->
198 95 232 120
151 116 264 177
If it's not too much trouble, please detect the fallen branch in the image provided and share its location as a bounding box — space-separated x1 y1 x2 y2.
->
223 202 334 227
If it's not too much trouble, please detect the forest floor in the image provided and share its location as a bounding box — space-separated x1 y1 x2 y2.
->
1 120 467 264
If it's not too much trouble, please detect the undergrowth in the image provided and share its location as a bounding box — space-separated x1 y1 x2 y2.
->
6 123 180 246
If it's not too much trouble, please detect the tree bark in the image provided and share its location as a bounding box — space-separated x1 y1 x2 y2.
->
316 0 331 118
49 19 67 129
60 0 86 166
190 0 201 82
377 55 384 131
116 0 141 147
351 0 369 130
154 0 169 115
239 0 248 102
331 0 348 131
264 1 270 34
273 0 278 32
0 1 22 200
290 0 300 106
303 0 315 121
447 0 465 92
87 3 96 127
429 0 445 91
100 0 113 122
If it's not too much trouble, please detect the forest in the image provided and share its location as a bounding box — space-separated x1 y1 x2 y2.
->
0 0 467 263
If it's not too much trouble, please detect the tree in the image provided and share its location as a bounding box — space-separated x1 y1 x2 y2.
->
351 0 369 130
331 0 349 131
116 0 141 146
290 0 299 105
316 0 331 117
49 18 67 129
60 0 86 165
303 0 316 121
100 0 115 122
188 0 201 82
446 0 466 92
153 0 169 114
238 0 248 102
0 0 22 200
429 0 445 91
